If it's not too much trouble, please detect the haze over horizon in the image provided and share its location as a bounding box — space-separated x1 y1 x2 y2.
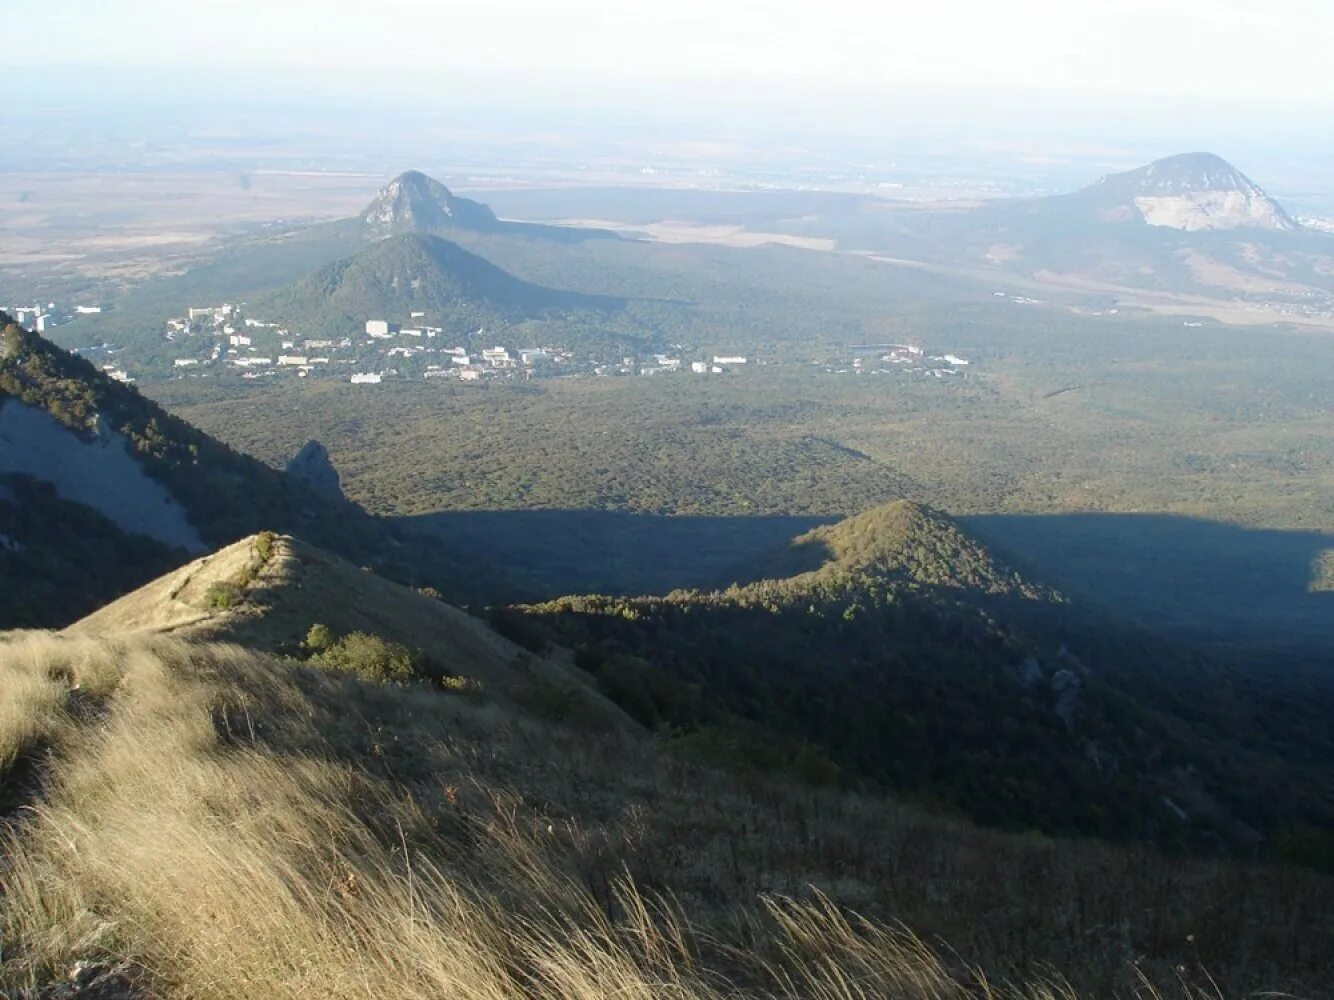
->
7 0 1334 187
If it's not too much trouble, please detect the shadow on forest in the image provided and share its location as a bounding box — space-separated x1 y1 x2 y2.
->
964 512 1334 654
404 507 1334 656
400 509 835 599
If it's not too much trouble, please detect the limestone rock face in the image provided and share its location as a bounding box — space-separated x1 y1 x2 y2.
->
1085 152 1299 233
285 440 343 502
360 171 498 238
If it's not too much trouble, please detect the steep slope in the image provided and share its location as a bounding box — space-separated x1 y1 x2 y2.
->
0 314 515 626
3 628 1327 997
69 531 625 717
359 170 617 243
360 169 500 238
0 474 182 628
516 500 1334 853
255 232 618 337
1073 152 1300 232
0 395 205 552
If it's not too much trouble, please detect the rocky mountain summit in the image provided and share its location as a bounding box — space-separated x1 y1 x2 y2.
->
359 170 499 239
357 169 617 243
1081 152 1300 232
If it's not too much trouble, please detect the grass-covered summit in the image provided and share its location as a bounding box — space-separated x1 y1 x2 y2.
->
256 232 619 337
737 499 1059 599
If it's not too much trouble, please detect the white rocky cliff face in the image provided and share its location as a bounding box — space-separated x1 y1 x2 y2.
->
1135 190 1297 232
0 399 205 552
1090 153 1300 233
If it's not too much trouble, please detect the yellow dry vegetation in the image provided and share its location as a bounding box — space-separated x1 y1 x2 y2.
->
0 632 1080 1000
3 544 1329 997
69 534 625 723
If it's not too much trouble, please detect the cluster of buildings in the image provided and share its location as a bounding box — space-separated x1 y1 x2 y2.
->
8 293 977 391
4 301 101 335
694 355 748 374
155 306 609 384
163 304 341 379
153 305 759 387
816 343 972 379
354 322 581 384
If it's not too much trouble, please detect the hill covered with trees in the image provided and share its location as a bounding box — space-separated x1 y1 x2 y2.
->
0 314 515 625
253 232 622 339
510 501 1334 860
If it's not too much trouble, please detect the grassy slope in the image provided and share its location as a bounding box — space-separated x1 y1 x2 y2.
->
2 628 1331 998
69 532 626 727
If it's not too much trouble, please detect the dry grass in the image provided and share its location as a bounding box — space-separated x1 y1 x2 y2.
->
0 632 123 774
0 633 1326 998
68 535 629 730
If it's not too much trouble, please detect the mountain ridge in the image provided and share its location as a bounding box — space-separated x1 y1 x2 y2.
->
0 313 518 625
68 530 629 728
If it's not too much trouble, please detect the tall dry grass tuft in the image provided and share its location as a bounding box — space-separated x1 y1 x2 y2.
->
0 632 1325 998
0 631 127 775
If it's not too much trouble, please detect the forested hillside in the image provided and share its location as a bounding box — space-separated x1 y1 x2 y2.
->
253 232 621 339
0 315 515 624
510 501 1334 860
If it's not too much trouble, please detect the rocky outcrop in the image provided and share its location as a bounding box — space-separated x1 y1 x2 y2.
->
1051 668 1082 732
360 170 498 239
285 440 343 502
1084 152 1300 233
36 961 142 1000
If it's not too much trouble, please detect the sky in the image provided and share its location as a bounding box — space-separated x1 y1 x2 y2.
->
6 0 1332 190
9 0 1333 110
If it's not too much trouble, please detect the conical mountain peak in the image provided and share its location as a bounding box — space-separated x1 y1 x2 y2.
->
1084 153 1298 231
360 170 498 237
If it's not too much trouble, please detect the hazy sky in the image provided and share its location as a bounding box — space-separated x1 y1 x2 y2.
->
7 0 1333 191
10 0 1333 109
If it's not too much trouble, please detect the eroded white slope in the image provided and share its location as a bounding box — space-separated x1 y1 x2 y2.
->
0 398 205 552
1135 191 1298 232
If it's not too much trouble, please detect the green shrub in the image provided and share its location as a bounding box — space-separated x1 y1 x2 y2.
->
312 632 426 684
205 582 243 609
255 530 277 565
304 623 334 652
440 674 484 697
